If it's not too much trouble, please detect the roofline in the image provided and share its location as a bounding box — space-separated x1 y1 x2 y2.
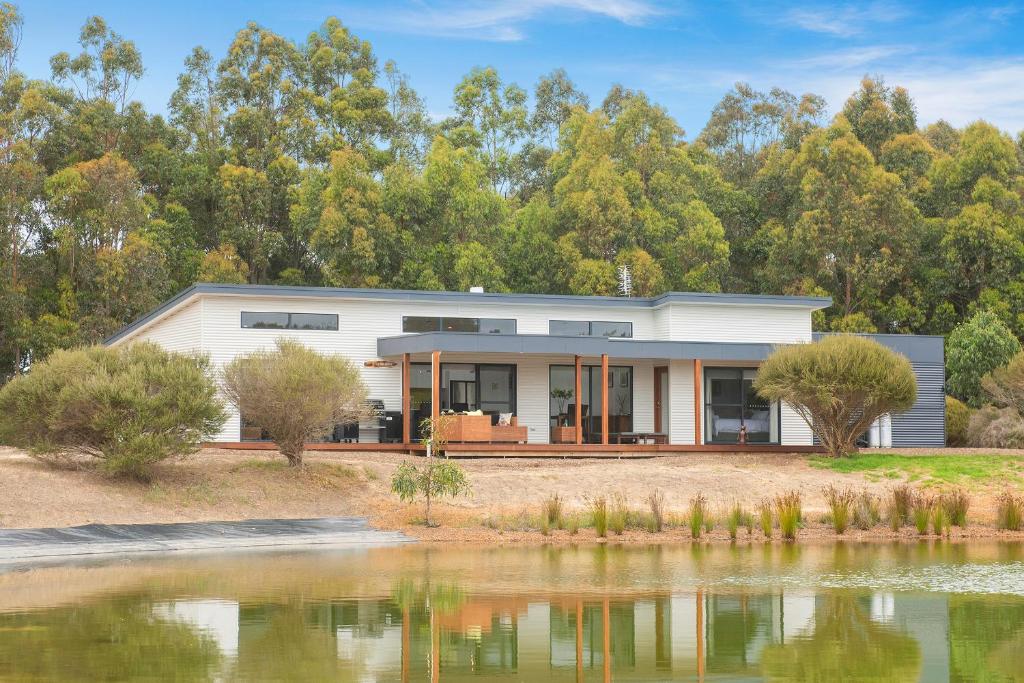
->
104 283 833 346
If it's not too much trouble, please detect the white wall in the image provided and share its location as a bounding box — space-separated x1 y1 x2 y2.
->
667 304 812 344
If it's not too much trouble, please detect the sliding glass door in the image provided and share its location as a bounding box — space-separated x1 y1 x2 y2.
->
704 368 779 444
549 365 632 443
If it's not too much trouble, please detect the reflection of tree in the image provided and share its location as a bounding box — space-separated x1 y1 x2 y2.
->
949 596 1024 682
231 601 341 680
761 596 921 682
0 599 219 679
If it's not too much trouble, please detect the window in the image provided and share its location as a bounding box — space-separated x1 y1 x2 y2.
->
241 312 338 330
549 365 632 443
704 368 779 444
402 316 516 334
412 362 517 419
549 320 633 338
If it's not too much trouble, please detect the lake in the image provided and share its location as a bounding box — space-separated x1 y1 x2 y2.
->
1 541 1023 681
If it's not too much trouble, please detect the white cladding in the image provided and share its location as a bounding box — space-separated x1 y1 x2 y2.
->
112 291 818 445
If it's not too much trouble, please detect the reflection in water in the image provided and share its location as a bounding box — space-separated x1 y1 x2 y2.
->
0 543 1023 681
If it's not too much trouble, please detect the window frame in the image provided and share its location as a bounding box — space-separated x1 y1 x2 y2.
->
240 311 339 331
402 316 517 334
702 367 781 445
548 320 633 338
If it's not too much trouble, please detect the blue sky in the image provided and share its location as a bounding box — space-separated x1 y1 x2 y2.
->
17 1 1024 135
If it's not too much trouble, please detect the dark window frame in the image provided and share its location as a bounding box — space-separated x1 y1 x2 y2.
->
241 311 339 331
703 367 781 445
402 316 517 334
548 320 633 338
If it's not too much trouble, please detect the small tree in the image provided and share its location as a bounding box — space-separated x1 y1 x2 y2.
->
754 335 917 458
391 416 470 526
946 309 1020 408
0 343 226 478
981 350 1024 415
221 339 369 467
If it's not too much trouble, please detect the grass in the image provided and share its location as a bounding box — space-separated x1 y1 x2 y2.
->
811 453 1024 487
726 502 747 540
689 494 708 539
941 489 970 527
609 494 627 535
888 484 915 529
822 485 855 535
647 490 666 533
912 494 932 535
852 490 881 530
997 491 1024 531
543 493 564 529
757 499 773 539
774 492 802 540
590 496 608 538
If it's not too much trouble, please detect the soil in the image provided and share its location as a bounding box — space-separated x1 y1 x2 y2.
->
1 446 1022 544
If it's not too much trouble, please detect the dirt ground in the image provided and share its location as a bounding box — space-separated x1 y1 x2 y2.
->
1 446 1022 543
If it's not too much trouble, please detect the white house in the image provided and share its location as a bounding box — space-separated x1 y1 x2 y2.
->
104 284 945 452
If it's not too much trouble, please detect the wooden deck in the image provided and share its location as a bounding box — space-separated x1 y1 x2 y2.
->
207 442 825 457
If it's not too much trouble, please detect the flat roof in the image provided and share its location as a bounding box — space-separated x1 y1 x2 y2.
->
104 283 833 345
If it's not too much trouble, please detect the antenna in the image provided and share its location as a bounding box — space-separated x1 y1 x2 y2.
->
617 264 632 297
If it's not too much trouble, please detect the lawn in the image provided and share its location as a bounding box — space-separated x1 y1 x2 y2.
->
810 452 1024 488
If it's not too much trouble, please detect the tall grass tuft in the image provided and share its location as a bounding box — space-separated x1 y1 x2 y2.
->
912 494 932 535
543 493 564 529
941 489 970 528
590 496 608 538
647 489 666 532
889 484 914 529
757 499 773 539
566 514 580 536
997 491 1024 531
774 491 802 540
689 493 708 539
853 490 881 530
823 485 856 535
931 502 948 536
539 514 551 536
609 493 627 535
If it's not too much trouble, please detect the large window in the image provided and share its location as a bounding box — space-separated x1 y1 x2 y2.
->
704 368 779 444
402 316 516 334
241 311 338 330
411 362 517 420
549 365 632 443
549 320 633 338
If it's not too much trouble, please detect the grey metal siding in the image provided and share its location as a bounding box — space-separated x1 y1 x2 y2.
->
891 361 946 447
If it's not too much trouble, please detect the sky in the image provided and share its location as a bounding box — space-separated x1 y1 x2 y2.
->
16 0 1024 136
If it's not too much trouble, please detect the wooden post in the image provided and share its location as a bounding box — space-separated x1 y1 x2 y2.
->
574 355 583 445
402 353 411 445
693 359 702 446
601 354 609 445
431 351 441 427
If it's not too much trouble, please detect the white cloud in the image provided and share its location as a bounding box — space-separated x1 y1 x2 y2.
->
783 45 912 69
352 0 666 42
779 2 909 37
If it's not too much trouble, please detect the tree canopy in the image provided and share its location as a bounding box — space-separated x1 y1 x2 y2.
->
3 5 1024 381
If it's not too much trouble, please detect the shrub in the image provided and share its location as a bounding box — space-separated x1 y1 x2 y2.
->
754 335 916 457
945 396 970 446
852 491 881 530
757 499 774 539
647 489 666 532
689 493 708 539
912 494 932 535
941 489 970 527
221 338 369 467
0 343 225 479
996 491 1023 531
543 493 564 529
982 351 1024 415
823 485 855 535
391 457 470 527
774 492 802 540
966 406 1024 448
946 309 1021 407
590 496 608 538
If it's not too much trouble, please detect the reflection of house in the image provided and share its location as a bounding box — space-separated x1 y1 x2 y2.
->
105 284 945 452
152 599 240 656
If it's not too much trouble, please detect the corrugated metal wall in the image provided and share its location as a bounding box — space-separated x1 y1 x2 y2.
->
891 361 946 447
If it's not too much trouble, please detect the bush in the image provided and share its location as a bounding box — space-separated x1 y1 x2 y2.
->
823 485 855 535
945 396 970 446
754 335 916 457
0 343 225 479
981 351 1024 415
221 339 369 466
966 406 1024 448
946 309 1021 407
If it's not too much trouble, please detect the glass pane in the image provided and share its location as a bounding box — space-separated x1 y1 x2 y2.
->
287 313 338 330
743 377 777 443
480 318 516 334
549 366 576 428
591 321 633 338
441 364 476 412
403 316 440 333
241 312 289 329
708 404 742 443
479 365 514 414
442 317 479 333
549 320 590 336
608 366 633 435
706 369 742 405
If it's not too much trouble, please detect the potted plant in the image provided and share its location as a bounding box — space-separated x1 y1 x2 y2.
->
550 388 574 426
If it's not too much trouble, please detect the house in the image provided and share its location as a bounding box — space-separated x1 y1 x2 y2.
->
104 283 945 453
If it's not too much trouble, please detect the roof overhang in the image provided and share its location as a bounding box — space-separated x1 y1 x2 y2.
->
377 332 784 361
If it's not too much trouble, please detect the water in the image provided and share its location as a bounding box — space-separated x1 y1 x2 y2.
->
1 541 1023 681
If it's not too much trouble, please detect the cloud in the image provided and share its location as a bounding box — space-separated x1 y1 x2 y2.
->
783 45 912 69
352 0 666 42
779 2 909 37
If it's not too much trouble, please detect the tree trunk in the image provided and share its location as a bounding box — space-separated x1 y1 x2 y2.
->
280 440 304 467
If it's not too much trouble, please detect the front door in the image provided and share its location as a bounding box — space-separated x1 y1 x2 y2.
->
654 366 669 434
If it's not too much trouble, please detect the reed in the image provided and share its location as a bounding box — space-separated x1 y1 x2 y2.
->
609 493 627 535
941 488 970 527
852 491 881 530
726 502 746 541
997 491 1023 531
566 514 580 536
539 514 551 536
890 484 915 526
757 499 773 539
647 489 666 533
689 493 708 539
590 496 608 538
543 493 564 529
931 502 947 536
774 491 802 540
912 494 932 535
823 484 856 535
